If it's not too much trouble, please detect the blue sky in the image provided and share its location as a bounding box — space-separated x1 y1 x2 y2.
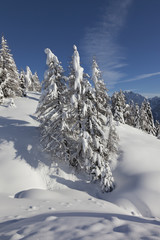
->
0 0 160 97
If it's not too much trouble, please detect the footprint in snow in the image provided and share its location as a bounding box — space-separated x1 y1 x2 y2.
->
48 207 56 210
60 202 72 207
28 205 38 211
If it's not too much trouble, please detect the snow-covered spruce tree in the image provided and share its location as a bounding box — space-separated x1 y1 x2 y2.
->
24 67 41 92
0 36 22 97
19 70 27 96
25 66 33 91
111 90 126 124
63 45 87 167
124 101 135 126
64 46 114 192
32 72 41 92
123 100 141 128
106 112 119 171
158 129 160 139
36 48 67 160
0 85 4 104
123 103 130 125
139 100 156 135
81 102 115 192
91 59 115 191
92 59 111 124
155 121 160 139
80 81 115 192
134 103 140 128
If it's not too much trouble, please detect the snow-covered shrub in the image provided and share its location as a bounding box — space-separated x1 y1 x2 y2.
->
8 98 16 108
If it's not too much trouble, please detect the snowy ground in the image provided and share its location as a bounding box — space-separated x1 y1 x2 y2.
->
0 93 160 240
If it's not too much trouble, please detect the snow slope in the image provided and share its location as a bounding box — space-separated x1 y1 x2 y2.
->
0 94 46 194
108 124 160 218
0 93 160 240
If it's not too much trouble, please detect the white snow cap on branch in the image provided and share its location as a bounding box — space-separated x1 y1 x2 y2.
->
72 45 84 94
44 48 59 66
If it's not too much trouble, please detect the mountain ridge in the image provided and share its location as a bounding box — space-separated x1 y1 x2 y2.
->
123 91 160 122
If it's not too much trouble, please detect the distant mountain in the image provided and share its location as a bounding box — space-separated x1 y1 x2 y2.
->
123 91 160 122
123 91 146 106
149 97 160 123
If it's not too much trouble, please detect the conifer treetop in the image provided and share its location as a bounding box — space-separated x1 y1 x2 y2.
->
92 59 100 85
72 45 84 94
0 36 12 60
44 48 59 67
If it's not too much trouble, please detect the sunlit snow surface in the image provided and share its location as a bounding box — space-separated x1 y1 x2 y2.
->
0 92 160 240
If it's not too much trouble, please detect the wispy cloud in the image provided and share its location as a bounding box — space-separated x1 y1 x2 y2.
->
81 0 132 88
118 72 160 84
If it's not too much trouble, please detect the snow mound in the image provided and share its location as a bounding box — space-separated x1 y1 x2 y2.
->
15 189 56 200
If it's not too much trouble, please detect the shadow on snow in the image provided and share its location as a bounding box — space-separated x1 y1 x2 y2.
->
0 211 160 235
0 116 49 169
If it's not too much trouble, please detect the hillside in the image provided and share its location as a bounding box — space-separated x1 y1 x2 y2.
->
0 93 160 240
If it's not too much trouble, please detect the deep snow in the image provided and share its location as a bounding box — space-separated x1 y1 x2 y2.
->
0 92 160 240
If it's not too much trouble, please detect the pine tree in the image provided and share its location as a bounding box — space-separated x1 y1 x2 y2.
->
19 70 27 96
134 103 140 128
124 101 135 126
91 59 115 191
24 67 41 92
106 114 119 170
36 48 67 160
123 100 141 128
32 72 41 92
64 47 115 192
0 85 4 104
155 120 160 139
64 45 87 167
25 66 33 91
140 100 156 135
0 36 22 97
37 45 115 193
92 59 111 124
111 90 126 124
82 105 115 192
